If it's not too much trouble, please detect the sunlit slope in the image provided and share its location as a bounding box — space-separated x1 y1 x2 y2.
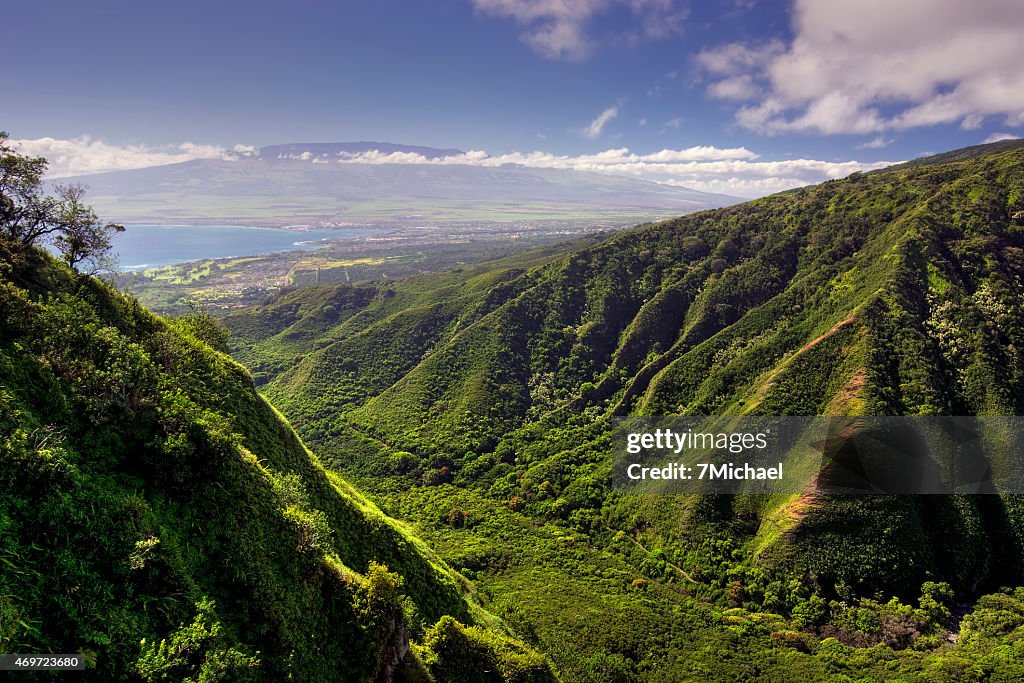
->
0 247 553 681
232 143 1024 596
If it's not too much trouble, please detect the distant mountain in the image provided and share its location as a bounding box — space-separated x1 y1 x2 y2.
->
259 141 465 160
54 143 740 227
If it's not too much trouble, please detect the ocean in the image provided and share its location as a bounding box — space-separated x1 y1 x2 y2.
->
112 224 381 270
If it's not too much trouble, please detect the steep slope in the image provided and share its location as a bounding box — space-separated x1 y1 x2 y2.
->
227 143 1024 679
0 245 553 681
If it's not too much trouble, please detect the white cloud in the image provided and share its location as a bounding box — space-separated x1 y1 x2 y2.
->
695 40 785 78
11 136 247 177
329 144 891 198
960 114 985 131
699 0 1024 135
335 149 438 164
855 136 894 150
707 75 760 101
583 105 620 139
983 132 1021 144
660 117 684 133
13 135 896 200
471 0 685 60
693 40 782 104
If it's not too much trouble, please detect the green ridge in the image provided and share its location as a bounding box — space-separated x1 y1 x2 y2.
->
227 144 1024 679
0 244 554 682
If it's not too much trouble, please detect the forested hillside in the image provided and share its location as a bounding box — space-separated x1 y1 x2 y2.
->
0 243 554 681
226 141 1024 680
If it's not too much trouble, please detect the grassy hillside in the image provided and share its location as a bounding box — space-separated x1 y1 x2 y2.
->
227 144 1024 679
0 244 554 681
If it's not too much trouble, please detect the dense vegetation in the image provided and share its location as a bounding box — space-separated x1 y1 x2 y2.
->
0 239 554 680
226 141 1024 680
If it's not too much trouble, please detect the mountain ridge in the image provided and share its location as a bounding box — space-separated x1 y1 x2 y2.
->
259 141 465 160
50 151 740 227
871 137 1024 173
0 244 555 681
224 141 1024 679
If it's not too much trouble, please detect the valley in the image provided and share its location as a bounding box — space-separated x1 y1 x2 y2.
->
221 140 1024 680
9 1 1024 679
5 136 1024 680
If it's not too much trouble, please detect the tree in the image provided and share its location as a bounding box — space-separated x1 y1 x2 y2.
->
0 131 124 272
50 184 125 272
174 299 231 353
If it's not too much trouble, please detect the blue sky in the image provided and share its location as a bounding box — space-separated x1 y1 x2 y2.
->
5 0 1024 197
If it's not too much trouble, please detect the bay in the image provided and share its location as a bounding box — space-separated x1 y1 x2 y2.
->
113 224 381 270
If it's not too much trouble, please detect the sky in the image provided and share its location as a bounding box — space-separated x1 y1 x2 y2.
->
4 0 1024 197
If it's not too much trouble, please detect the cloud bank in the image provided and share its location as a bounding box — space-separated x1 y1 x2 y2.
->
328 146 894 197
11 136 255 177
15 135 896 199
697 0 1024 135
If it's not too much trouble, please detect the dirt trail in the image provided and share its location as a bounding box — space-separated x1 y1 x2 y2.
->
743 313 859 414
610 527 698 584
796 313 857 355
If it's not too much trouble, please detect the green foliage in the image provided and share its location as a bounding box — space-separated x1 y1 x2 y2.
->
0 132 124 272
227 142 1024 679
135 598 260 683
919 581 954 625
0 246 546 679
354 561 405 632
171 303 232 353
420 615 556 683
